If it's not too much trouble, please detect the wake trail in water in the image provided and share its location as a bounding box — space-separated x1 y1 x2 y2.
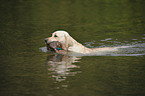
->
84 43 145 56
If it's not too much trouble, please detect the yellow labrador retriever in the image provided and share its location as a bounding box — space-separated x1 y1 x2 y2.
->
45 31 125 54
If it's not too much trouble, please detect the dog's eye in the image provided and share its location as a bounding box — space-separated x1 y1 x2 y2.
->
54 34 58 37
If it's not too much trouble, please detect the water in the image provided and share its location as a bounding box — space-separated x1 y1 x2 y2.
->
0 0 145 96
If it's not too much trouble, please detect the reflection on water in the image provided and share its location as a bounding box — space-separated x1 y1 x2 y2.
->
45 53 81 82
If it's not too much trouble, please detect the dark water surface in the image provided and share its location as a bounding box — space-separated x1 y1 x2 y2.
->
0 0 145 96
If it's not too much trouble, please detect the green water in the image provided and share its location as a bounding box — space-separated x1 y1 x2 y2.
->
0 0 145 96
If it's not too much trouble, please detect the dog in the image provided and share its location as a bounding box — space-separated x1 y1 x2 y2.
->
45 31 124 54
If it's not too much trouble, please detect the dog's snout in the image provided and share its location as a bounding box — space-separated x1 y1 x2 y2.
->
44 38 48 44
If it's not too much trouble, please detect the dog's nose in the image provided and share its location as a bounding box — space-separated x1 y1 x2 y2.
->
44 38 48 44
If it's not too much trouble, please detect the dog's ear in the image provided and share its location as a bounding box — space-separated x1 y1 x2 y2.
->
64 34 73 49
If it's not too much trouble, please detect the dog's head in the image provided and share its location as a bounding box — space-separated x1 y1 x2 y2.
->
45 31 73 50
